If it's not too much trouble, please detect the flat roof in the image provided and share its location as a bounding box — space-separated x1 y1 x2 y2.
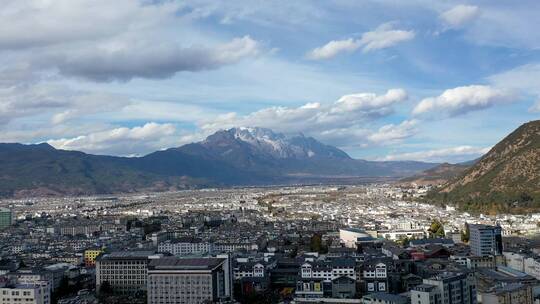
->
99 251 157 260
149 257 225 271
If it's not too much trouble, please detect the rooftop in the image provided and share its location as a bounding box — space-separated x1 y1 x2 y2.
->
148 257 225 271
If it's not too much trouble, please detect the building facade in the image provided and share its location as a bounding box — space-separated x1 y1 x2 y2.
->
413 272 477 304
0 208 13 230
96 251 162 295
147 256 233 304
469 224 503 256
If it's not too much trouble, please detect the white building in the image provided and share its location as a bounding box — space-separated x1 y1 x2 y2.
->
158 239 257 256
96 251 163 295
340 228 370 248
300 259 357 282
0 280 50 304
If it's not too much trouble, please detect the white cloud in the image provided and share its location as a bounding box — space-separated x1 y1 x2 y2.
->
440 5 480 29
333 89 407 113
306 23 414 60
530 100 540 113
412 85 514 117
358 23 415 52
200 88 407 135
0 0 179 50
47 35 262 82
488 63 540 112
196 88 410 148
367 119 418 143
47 122 179 156
0 1 262 82
379 145 491 163
306 39 360 60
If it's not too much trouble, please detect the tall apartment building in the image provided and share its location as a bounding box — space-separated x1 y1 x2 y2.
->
0 279 50 304
0 208 14 229
469 224 503 256
411 272 476 304
147 255 233 304
96 251 163 295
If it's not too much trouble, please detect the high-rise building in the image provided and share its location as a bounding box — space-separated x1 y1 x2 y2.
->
96 251 163 295
411 272 476 304
469 224 503 256
147 255 233 304
0 208 14 229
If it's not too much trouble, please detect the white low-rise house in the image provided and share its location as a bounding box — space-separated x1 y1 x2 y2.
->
523 257 540 280
0 280 50 304
158 238 257 256
300 258 357 282
503 252 526 272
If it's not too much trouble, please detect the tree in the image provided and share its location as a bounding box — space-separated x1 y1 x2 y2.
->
429 220 445 238
461 223 470 243
310 234 322 252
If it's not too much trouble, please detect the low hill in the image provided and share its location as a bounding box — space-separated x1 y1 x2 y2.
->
400 162 471 186
428 120 540 214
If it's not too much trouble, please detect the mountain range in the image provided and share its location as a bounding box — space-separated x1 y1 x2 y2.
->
0 127 437 198
427 120 540 214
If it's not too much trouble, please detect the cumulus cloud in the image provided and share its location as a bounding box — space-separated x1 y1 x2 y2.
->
0 1 262 82
200 88 408 135
379 145 491 163
333 89 408 114
412 85 514 117
440 5 480 29
196 89 410 148
50 36 261 82
307 23 414 60
367 120 418 143
47 122 179 156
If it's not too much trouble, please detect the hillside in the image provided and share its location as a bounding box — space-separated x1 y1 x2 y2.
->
0 143 203 198
429 120 540 213
399 162 471 186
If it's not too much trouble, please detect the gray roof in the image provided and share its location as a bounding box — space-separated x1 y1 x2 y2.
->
149 257 225 271
364 292 408 303
99 251 156 260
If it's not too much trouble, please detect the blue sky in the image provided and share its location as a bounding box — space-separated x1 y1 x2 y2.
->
0 0 539 162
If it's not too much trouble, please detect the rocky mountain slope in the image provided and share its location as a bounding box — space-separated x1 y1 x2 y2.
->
429 120 540 213
399 162 471 186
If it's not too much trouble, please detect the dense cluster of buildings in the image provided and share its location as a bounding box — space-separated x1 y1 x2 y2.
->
0 185 539 304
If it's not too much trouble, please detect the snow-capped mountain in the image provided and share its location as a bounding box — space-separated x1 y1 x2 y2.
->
203 127 350 160
164 126 436 180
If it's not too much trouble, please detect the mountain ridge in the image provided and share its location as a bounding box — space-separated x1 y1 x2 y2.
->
428 120 540 213
0 127 438 198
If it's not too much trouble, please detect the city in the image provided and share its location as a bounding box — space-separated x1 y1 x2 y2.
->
1 185 540 303
1 1 540 304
